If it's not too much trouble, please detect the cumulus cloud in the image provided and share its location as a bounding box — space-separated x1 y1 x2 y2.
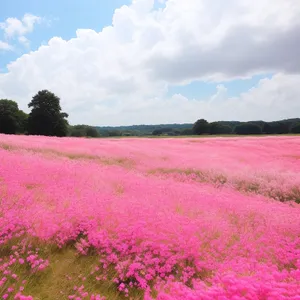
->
0 14 41 37
91 73 300 125
0 14 41 47
163 73 300 124
0 40 12 51
0 0 299 125
145 0 300 83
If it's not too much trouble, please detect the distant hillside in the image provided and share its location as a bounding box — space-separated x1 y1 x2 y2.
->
96 123 193 131
95 123 193 136
94 118 300 137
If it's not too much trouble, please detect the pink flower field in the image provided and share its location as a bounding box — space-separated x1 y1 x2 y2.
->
0 134 299 299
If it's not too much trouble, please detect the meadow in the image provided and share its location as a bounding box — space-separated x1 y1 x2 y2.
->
0 134 299 299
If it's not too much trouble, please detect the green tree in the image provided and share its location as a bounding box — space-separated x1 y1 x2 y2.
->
70 125 88 137
264 121 289 134
192 119 210 135
0 99 27 134
86 126 100 137
262 122 273 134
27 90 69 137
107 130 122 137
234 123 262 135
181 128 193 135
69 125 100 138
290 123 300 134
16 110 28 133
152 129 163 136
210 122 232 135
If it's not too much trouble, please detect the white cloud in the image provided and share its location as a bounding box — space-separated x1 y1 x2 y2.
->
0 14 41 47
89 73 300 125
18 36 30 47
0 0 300 125
0 14 41 37
163 73 300 124
0 40 12 51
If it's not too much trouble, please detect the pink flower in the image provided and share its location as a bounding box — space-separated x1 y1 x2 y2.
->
19 258 25 264
0 135 300 299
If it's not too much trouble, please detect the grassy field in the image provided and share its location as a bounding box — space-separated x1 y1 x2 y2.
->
0 134 299 299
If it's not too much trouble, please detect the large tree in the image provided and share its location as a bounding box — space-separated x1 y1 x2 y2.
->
0 99 27 134
209 122 232 135
27 90 69 137
192 119 210 135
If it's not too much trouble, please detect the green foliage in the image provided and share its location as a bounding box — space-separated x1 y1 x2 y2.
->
107 130 122 137
69 125 100 138
210 122 232 135
152 127 173 136
290 123 300 134
97 119 299 137
121 131 134 137
152 127 189 136
262 120 297 134
193 119 210 135
152 129 162 136
86 126 100 137
267 122 289 134
0 99 28 134
181 128 194 135
27 90 69 137
234 123 262 135
262 122 273 134
0 99 19 134
98 123 193 137
15 110 29 133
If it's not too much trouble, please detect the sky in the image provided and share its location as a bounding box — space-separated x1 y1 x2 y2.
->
0 0 300 126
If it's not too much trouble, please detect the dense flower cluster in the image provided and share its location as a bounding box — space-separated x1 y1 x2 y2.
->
0 134 299 299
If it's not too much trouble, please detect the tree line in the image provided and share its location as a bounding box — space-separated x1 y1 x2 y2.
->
0 89 299 137
0 90 99 138
97 120 300 136
191 118 300 135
